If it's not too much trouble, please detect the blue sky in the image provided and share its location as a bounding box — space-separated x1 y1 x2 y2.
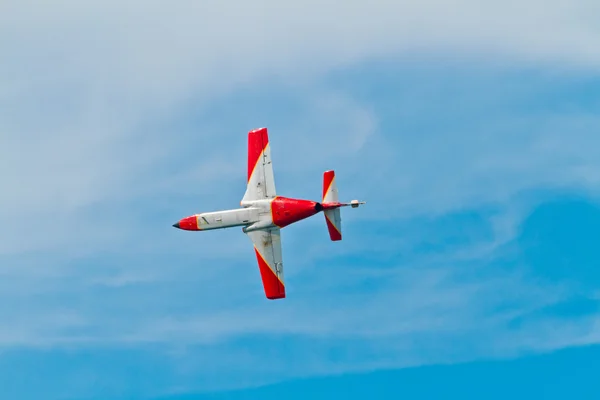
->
2 1 600 399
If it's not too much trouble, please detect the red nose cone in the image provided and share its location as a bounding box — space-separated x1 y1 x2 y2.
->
173 215 199 230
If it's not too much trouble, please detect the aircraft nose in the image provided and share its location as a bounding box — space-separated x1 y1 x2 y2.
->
172 215 200 231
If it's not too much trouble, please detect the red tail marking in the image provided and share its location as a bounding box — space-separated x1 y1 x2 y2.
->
254 247 285 299
325 213 342 241
271 196 321 228
247 128 269 183
323 170 335 202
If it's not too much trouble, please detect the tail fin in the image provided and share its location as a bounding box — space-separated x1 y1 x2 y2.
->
322 170 342 241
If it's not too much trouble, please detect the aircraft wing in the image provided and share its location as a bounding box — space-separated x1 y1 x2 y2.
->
242 127 277 202
245 227 285 299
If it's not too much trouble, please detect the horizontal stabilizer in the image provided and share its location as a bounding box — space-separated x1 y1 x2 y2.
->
323 170 342 241
324 208 342 241
322 170 339 203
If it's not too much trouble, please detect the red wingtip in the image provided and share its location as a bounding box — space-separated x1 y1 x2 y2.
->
247 128 269 182
254 248 285 299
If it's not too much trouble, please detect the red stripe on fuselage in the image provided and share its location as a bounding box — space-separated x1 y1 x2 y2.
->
271 196 321 228
323 170 335 201
254 247 285 299
247 128 269 182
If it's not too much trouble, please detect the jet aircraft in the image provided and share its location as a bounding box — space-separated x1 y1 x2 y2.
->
173 127 365 299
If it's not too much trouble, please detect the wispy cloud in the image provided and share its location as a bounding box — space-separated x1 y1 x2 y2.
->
3 0 600 254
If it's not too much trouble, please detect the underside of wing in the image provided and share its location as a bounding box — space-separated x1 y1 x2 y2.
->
242 127 277 203
245 227 285 299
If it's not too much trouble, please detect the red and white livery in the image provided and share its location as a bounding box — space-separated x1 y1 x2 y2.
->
173 127 365 300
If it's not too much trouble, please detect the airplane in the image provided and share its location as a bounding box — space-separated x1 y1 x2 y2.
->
172 127 365 300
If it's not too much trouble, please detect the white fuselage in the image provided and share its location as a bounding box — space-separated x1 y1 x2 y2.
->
195 199 273 232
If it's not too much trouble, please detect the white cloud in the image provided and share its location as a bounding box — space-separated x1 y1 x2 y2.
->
2 0 600 254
